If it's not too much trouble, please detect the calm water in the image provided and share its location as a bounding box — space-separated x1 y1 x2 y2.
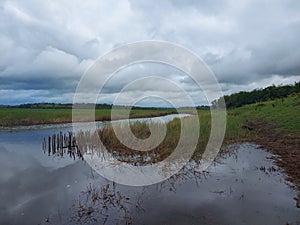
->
0 115 299 225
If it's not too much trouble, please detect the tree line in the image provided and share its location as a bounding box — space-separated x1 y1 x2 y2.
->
212 81 300 109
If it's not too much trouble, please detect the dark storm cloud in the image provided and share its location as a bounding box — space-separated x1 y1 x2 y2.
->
0 0 299 105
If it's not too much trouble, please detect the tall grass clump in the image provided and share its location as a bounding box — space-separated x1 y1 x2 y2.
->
98 119 182 164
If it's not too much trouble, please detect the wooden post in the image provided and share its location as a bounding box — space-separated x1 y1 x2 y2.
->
42 138 46 151
63 134 67 153
48 136 51 156
59 132 63 156
57 134 59 150
60 132 63 150
68 132 72 150
44 131 86 160
52 134 56 154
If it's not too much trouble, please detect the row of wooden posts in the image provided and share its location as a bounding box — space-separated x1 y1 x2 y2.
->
42 131 83 159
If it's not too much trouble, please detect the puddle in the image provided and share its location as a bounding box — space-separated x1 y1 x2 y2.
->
130 143 300 225
0 116 299 224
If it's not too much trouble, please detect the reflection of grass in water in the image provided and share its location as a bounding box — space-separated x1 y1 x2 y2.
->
76 95 300 164
98 119 182 164
45 96 299 177
71 183 139 225
41 164 210 225
56 110 253 164
41 182 144 225
41 95 300 224
97 111 252 163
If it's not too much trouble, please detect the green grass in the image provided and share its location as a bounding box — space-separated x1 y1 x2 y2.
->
0 108 72 126
0 108 177 126
92 94 299 163
230 93 300 136
2 95 299 161
94 109 252 162
97 119 182 162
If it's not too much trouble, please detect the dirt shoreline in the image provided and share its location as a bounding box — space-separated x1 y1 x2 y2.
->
242 119 300 206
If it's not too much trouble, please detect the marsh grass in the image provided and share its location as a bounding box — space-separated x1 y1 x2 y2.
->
72 95 300 191
97 119 182 164
94 94 300 164
0 108 177 126
95 110 252 164
48 95 299 165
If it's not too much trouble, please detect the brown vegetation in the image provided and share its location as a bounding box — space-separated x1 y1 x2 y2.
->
242 119 300 190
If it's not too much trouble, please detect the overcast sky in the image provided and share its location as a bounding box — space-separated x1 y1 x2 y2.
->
0 0 299 106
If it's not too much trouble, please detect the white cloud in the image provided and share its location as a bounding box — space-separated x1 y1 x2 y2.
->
0 0 300 106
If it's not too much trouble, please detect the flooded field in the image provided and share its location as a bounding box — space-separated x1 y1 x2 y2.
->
0 115 299 225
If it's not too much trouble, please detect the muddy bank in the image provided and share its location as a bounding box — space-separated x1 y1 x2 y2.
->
242 119 300 204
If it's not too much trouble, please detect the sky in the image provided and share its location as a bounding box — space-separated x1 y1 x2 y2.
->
0 0 300 106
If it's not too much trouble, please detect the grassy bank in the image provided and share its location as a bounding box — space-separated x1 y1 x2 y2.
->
229 93 300 136
97 94 300 160
0 108 178 127
92 95 300 189
96 108 252 163
229 94 300 190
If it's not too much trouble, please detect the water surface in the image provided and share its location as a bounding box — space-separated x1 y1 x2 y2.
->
0 115 299 224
